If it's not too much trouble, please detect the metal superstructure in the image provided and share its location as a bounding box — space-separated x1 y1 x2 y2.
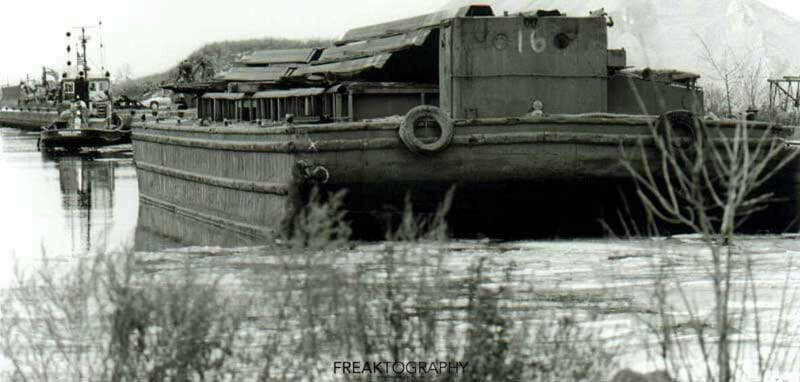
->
768 76 800 113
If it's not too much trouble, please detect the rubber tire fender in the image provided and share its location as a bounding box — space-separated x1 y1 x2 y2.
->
656 109 702 143
399 105 454 154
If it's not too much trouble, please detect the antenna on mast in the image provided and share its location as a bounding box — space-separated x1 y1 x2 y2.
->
65 31 73 77
65 25 103 78
99 20 106 72
79 27 90 75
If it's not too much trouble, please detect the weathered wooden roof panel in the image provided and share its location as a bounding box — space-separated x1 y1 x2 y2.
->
338 10 447 43
291 54 392 78
327 81 438 94
337 5 493 43
202 92 246 100
239 48 318 65
319 28 433 63
253 87 326 99
623 68 701 84
221 65 293 82
161 81 227 93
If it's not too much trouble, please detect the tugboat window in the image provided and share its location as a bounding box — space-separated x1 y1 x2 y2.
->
63 82 75 94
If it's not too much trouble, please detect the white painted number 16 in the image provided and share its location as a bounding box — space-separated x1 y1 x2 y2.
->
530 31 546 53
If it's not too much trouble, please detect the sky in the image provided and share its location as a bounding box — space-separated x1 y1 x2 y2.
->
0 0 798 84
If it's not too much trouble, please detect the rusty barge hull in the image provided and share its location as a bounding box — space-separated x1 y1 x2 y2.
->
0 109 59 131
131 116 800 239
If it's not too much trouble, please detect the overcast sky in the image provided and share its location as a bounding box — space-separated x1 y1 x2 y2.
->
760 0 800 22
1 0 798 84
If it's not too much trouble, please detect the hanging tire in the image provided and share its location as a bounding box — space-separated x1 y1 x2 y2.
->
656 110 702 143
399 105 454 154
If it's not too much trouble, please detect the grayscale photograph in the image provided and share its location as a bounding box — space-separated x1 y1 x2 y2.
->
1 0 800 380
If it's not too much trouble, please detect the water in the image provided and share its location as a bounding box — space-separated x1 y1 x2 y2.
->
0 127 138 285
1 125 800 381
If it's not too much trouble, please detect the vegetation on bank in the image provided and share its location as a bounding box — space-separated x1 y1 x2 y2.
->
0 194 618 381
113 37 333 98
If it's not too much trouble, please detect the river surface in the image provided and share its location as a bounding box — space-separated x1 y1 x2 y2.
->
1 125 800 381
0 127 138 284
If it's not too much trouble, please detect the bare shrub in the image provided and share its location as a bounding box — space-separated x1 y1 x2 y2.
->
285 188 351 250
0 253 110 381
0 251 247 381
104 256 245 381
622 109 799 382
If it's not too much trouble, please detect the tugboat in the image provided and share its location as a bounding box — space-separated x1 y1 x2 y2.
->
36 26 131 152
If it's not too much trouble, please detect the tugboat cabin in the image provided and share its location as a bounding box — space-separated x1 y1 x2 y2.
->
60 75 112 118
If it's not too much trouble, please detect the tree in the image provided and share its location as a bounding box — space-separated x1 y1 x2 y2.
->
697 36 771 118
739 55 766 111
115 63 134 84
698 37 742 117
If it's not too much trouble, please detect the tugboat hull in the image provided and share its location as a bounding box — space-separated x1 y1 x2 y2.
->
40 128 131 152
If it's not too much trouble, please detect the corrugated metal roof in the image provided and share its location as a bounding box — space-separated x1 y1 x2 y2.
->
221 66 293 82
239 48 318 65
291 54 392 78
253 87 326 99
202 92 246 100
338 10 447 43
319 28 433 63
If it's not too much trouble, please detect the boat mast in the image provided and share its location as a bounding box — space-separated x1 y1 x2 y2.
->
78 27 90 76
66 26 93 78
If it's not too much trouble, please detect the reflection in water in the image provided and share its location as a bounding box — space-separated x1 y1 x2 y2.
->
57 157 116 254
135 202 263 251
0 124 253 266
0 127 138 274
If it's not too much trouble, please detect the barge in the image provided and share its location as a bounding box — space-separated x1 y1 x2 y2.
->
132 6 800 239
